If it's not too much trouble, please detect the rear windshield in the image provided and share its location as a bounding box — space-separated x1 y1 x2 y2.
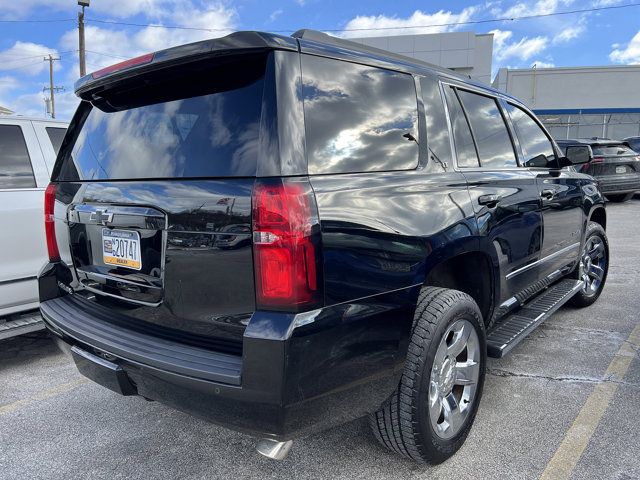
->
592 145 636 156
54 59 266 181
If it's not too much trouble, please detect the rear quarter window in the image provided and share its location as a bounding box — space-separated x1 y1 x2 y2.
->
45 127 66 155
592 145 636 156
301 55 419 175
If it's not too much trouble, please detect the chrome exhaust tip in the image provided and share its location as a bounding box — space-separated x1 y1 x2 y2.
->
256 438 293 460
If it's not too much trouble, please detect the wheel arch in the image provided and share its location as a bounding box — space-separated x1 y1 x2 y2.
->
589 205 607 231
424 250 495 325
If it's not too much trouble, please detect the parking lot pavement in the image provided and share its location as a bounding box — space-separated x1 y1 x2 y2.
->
2 200 640 480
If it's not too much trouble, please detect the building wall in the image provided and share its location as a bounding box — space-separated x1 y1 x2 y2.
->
351 32 494 84
493 65 640 140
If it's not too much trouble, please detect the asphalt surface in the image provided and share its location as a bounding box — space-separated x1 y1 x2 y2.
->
2 199 640 480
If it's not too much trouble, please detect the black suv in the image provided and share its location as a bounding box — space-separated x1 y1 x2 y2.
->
556 138 640 202
39 30 608 464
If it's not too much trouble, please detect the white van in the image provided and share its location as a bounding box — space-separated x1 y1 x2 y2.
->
0 116 68 339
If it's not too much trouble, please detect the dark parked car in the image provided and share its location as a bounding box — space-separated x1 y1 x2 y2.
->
556 138 640 202
39 30 608 464
624 136 640 154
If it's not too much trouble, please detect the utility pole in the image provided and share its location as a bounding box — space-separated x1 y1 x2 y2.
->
44 55 63 118
78 1 90 77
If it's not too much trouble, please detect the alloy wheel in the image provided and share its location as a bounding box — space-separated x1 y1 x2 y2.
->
580 236 607 296
428 319 480 440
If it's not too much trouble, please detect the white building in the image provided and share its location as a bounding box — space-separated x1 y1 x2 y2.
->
493 65 640 140
351 31 494 84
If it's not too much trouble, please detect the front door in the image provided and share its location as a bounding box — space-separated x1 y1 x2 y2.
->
502 102 583 278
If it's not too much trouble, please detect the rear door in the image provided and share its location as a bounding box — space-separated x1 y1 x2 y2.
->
503 102 583 277
442 84 542 305
0 120 51 315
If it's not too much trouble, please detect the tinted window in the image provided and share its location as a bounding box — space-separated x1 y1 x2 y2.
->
627 138 640 152
302 55 419 174
457 90 516 168
56 73 265 181
443 87 479 168
0 125 36 189
592 145 636 156
46 127 66 155
505 103 556 168
420 76 452 172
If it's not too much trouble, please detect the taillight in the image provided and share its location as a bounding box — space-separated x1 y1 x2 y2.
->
591 156 605 164
44 183 60 262
252 179 322 310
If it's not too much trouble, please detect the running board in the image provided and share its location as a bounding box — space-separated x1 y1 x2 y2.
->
0 311 45 340
487 279 583 358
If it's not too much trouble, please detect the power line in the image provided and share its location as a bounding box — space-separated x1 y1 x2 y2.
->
84 50 129 60
325 2 640 32
0 60 44 72
0 18 74 23
86 18 225 31
1 2 638 32
81 2 640 33
0 50 77 61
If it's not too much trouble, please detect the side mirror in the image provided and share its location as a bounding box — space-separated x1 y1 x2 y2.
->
564 145 592 165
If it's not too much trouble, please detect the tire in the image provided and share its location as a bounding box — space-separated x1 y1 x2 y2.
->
569 222 609 308
369 287 486 464
606 193 633 202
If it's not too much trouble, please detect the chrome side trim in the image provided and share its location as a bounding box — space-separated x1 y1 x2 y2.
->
506 242 580 280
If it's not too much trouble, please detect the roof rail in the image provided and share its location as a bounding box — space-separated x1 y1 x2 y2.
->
291 29 464 79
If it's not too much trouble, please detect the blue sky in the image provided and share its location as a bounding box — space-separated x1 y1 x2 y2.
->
1 0 639 119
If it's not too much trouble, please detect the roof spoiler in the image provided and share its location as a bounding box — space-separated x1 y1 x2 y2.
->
74 31 298 99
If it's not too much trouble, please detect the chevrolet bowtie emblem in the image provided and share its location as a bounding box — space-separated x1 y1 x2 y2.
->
90 209 114 225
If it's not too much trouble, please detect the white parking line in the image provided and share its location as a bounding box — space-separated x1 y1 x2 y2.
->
539 320 640 480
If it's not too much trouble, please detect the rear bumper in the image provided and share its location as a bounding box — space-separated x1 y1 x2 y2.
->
40 269 413 440
595 173 640 194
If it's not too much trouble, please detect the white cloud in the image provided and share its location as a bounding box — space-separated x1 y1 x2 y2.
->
0 41 60 76
610 30 640 63
0 88 79 118
530 60 555 68
0 75 19 93
591 0 625 6
490 29 548 61
0 0 193 20
0 75 20 110
60 4 237 74
498 0 573 18
269 9 283 22
339 7 478 38
552 17 586 44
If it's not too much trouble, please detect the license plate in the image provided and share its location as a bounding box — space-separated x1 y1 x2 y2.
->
102 228 142 270
616 166 627 174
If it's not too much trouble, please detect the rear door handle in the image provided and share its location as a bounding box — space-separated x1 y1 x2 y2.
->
540 189 555 200
478 194 501 207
